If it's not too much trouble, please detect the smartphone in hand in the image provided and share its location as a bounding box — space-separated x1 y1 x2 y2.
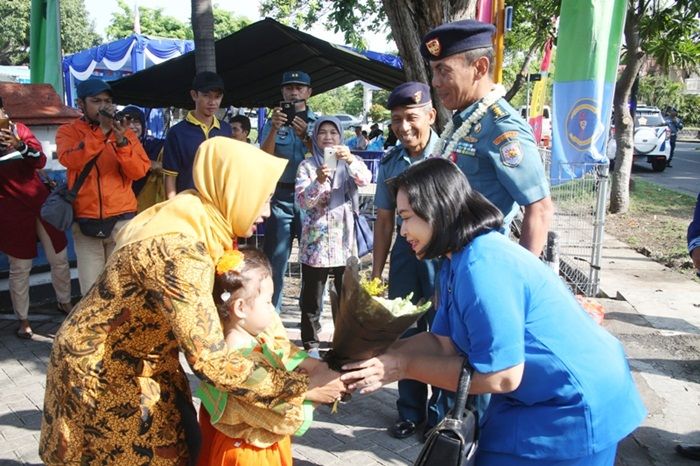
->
280 100 308 125
324 147 337 171
280 101 296 126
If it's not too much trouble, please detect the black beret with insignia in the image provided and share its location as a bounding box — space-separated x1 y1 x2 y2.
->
387 82 432 110
420 19 495 61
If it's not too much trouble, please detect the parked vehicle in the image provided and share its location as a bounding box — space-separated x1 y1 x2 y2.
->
606 106 670 172
333 113 362 131
632 106 670 172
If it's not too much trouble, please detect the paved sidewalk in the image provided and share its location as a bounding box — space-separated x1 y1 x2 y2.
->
598 233 700 466
0 293 424 465
1 233 699 465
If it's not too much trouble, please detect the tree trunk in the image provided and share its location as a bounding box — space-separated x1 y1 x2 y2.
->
382 0 477 130
191 0 216 73
609 2 644 214
505 38 542 102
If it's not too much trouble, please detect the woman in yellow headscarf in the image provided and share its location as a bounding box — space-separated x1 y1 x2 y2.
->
39 138 345 466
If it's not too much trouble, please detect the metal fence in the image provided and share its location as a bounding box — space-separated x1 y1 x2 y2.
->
250 151 610 296
242 157 382 280
540 149 609 296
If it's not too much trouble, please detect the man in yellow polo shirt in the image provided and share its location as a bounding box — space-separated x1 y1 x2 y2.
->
163 72 233 198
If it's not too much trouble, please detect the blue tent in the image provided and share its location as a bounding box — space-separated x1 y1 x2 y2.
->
62 34 194 137
63 34 194 105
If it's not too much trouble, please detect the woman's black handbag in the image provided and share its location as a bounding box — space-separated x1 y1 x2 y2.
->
353 211 373 257
40 156 99 231
350 192 373 257
414 361 479 466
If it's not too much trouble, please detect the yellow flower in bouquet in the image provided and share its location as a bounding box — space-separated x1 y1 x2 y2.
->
325 259 433 371
359 276 388 297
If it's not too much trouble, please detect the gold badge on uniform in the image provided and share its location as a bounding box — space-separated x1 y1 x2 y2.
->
413 91 422 104
500 141 523 167
426 38 441 57
473 122 482 134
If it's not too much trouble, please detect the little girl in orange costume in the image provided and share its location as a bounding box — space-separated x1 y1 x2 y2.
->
197 248 327 466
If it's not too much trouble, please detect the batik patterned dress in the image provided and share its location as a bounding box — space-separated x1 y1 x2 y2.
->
39 233 307 465
295 159 371 267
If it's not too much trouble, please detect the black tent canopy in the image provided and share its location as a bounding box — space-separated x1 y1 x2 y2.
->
110 18 406 109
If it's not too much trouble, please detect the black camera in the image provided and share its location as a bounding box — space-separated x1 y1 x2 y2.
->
98 109 127 121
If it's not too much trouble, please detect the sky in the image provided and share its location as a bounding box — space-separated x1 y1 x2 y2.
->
82 0 392 52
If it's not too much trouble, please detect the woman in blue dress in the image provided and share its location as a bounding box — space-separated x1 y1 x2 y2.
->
342 158 646 465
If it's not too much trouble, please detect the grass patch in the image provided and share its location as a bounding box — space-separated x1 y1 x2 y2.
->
606 180 697 278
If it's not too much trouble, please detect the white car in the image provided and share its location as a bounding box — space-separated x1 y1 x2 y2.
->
633 106 670 172
333 113 362 131
606 106 670 172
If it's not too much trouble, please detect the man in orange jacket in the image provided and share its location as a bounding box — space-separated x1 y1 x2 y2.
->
57 78 150 294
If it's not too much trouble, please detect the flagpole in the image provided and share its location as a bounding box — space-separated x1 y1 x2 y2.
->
492 0 505 84
55 0 64 100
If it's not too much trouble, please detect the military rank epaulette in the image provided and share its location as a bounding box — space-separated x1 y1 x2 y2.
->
489 102 509 122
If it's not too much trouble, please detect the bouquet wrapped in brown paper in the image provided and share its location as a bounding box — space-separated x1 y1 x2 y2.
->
324 257 431 371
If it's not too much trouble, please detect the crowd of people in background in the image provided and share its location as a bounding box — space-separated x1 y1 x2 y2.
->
5 16 691 466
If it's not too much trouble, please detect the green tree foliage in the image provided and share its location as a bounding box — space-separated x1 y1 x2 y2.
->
260 0 387 50
308 84 362 116
610 0 700 214
502 0 558 101
107 0 190 39
212 7 251 39
638 75 685 110
307 82 394 120
0 0 100 65
0 0 31 64
106 0 250 41
678 94 700 127
62 0 102 53
638 76 700 126
368 102 390 122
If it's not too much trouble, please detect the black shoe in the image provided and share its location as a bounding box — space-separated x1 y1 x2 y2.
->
389 419 418 439
676 444 700 461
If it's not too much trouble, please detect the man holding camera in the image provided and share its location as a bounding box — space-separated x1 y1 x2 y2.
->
56 78 150 294
260 70 316 310
163 72 233 198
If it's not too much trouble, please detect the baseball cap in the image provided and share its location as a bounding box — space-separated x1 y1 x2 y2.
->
281 71 311 86
76 79 113 99
192 71 225 93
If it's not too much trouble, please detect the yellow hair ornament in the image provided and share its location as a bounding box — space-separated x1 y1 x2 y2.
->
216 250 245 275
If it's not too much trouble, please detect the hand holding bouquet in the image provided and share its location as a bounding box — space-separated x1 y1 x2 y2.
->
324 258 431 371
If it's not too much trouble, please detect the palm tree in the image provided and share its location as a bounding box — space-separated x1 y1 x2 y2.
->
191 0 216 73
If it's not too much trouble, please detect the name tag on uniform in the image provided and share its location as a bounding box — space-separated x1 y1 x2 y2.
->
276 127 290 140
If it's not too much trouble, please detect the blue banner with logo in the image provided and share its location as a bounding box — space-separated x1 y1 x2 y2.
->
551 0 626 182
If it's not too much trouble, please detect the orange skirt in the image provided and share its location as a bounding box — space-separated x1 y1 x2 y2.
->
197 408 293 466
